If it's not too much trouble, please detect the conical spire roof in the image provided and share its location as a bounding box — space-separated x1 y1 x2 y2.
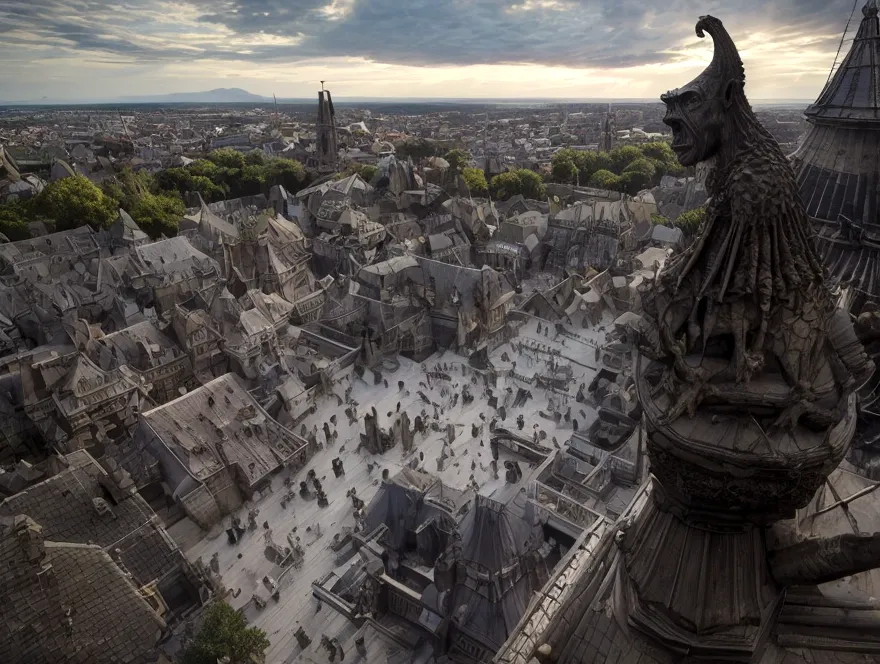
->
806 0 880 123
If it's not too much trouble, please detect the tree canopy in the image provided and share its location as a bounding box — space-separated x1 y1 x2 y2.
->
444 149 471 173
550 150 578 185
155 151 310 201
179 602 270 664
334 162 377 183
588 169 622 190
490 169 546 201
619 158 658 195
206 148 247 170
462 167 488 196
0 202 33 241
100 169 186 238
546 141 688 195
394 139 439 163
128 193 185 239
608 145 644 173
37 176 118 232
651 206 706 238
0 148 311 242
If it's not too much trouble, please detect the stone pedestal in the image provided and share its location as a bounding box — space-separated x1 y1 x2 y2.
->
618 360 860 661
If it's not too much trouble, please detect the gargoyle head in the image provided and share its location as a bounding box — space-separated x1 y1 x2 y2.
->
661 16 746 167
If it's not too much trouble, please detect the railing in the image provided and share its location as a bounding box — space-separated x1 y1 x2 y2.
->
449 628 494 663
386 583 424 624
530 480 601 530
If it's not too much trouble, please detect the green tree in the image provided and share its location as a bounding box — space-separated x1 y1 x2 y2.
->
651 213 671 226
444 149 471 173
154 168 226 202
236 164 267 197
608 145 643 173
462 167 488 196
0 202 32 241
154 167 194 197
207 148 247 170
638 141 687 179
395 139 437 163
129 192 185 239
489 169 546 200
572 150 608 184
190 175 227 203
244 149 266 166
333 162 376 184
180 601 270 664
639 141 677 164
550 148 579 184
515 169 546 200
188 159 221 180
621 158 657 194
588 169 622 191
36 175 118 231
674 206 706 237
101 168 156 211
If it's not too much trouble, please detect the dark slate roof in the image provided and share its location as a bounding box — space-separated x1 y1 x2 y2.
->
792 125 880 224
0 515 164 664
45 541 165 662
805 1 880 124
813 223 880 307
450 495 549 651
791 1 880 302
458 495 539 574
0 450 178 587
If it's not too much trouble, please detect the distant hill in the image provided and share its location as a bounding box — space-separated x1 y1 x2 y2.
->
114 88 272 103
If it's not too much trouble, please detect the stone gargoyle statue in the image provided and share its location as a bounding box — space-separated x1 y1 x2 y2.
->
638 15 873 431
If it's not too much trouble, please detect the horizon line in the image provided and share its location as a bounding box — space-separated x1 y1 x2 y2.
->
0 96 814 106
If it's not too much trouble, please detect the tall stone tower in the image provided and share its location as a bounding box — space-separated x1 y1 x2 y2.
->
600 104 614 153
316 85 338 174
791 0 880 313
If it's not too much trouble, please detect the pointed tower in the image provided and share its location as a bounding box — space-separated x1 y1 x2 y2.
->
792 0 880 312
601 104 615 153
316 85 338 173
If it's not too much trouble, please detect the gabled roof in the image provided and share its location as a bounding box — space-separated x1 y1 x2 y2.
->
59 353 115 396
141 373 306 485
239 307 273 337
112 209 149 243
246 289 295 325
133 236 219 279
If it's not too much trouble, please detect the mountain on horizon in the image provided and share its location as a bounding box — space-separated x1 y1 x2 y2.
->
0 89 813 107
115 87 272 103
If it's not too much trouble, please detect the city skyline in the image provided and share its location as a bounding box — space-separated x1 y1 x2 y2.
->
0 0 855 103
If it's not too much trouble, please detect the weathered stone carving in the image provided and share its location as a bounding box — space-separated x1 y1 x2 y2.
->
640 15 872 431
618 16 877 661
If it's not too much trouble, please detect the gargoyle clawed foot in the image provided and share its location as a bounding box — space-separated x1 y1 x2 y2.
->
734 350 764 384
769 395 839 434
661 381 709 423
769 403 805 434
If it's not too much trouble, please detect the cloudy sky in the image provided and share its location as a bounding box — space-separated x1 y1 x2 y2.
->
0 0 858 102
